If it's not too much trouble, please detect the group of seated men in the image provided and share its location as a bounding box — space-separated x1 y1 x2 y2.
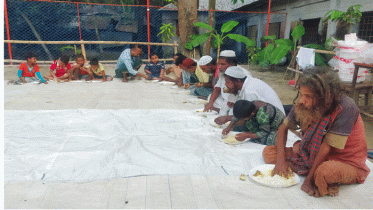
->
116 44 370 198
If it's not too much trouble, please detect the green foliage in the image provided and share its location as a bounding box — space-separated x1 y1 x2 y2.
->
227 34 256 47
157 23 177 43
231 0 244 4
221 21 239 33
194 22 216 32
269 45 292 65
250 24 306 67
291 25 306 49
261 35 277 42
185 21 255 58
61 45 75 52
323 5 362 24
275 39 293 46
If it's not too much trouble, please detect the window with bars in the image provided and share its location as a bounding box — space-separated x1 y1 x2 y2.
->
358 11 373 43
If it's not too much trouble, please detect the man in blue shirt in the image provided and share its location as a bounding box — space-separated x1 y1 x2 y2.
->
115 44 149 82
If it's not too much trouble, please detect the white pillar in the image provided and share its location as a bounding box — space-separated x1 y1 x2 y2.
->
326 0 340 38
284 4 292 39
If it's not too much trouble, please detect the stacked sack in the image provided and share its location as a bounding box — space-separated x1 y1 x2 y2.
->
328 33 371 83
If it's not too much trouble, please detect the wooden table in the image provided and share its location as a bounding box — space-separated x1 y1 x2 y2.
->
341 62 373 117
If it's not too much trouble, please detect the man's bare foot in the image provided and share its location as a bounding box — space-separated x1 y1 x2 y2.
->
327 184 339 197
301 181 320 197
122 78 128 82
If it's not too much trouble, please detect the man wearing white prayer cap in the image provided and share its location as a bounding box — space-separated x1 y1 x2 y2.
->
204 50 252 115
192 56 216 98
219 50 236 57
213 66 285 135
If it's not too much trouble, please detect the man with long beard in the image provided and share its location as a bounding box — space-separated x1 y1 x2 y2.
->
262 67 370 197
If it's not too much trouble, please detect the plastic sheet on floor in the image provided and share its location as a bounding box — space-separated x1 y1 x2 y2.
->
4 109 301 182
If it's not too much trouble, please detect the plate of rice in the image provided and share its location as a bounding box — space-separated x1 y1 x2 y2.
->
248 164 300 188
221 132 250 145
210 119 230 129
194 109 218 117
158 81 175 86
145 80 159 83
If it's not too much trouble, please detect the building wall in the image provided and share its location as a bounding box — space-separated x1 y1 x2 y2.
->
267 0 373 39
199 0 258 11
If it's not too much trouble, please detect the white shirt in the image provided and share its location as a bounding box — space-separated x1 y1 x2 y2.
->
214 73 230 101
237 76 285 115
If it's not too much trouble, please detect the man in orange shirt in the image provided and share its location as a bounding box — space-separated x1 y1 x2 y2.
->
10 52 47 85
262 67 370 197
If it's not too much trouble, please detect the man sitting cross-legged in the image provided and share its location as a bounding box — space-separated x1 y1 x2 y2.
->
262 67 370 197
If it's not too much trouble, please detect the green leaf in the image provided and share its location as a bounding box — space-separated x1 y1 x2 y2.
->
226 34 256 47
258 44 275 61
291 25 305 41
221 21 239 33
331 10 343 20
269 45 291 64
314 53 327 66
190 33 211 48
303 44 326 50
261 35 277 41
185 42 193 50
194 22 216 32
275 39 293 47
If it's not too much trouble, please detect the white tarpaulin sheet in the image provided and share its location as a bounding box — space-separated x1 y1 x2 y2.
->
4 109 316 182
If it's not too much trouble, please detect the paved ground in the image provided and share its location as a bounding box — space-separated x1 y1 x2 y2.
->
4 64 373 208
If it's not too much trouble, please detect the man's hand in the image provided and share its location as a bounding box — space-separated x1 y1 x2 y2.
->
20 77 27 83
227 102 235 108
195 82 204 88
222 127 231 135
301 180 320 197
80 67 88 74
204 103 214 112
145 70 151 74
165 67 172 75
272 161 293 179
184 83 191 89
235 133 249 141
293 141 301 155
214 116 229 125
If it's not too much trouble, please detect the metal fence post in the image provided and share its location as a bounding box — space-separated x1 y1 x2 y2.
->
76 3 82 41
4 0 13 64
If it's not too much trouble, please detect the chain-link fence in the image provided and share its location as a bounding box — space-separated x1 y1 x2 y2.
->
4 0 286 64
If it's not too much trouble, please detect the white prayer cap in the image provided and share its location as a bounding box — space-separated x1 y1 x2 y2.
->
198 55 213 66
220 50 236 57
225 66 247 79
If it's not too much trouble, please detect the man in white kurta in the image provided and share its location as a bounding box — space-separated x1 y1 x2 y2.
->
225 66 285 115
204 50 251 115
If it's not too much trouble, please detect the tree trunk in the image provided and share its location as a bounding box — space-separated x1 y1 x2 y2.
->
203 0 216 55
177 0 198 58
18 10 53 60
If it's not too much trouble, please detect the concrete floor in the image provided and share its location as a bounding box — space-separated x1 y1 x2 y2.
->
4 64 373 208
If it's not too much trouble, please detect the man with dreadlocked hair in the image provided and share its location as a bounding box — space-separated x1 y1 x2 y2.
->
262 67 370 197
